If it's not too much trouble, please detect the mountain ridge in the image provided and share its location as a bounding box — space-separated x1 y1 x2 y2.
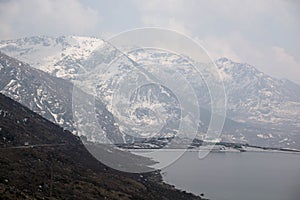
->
0 52 125 144
1 35 299 148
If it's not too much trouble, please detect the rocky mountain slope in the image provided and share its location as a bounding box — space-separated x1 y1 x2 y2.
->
127 49 300 128
1 36 299 148
0 36 104 80
0 52 124 143
107 48 300 148
0 93 204 200
214 57 300 127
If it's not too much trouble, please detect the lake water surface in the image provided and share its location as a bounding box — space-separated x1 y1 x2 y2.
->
160 152 300 200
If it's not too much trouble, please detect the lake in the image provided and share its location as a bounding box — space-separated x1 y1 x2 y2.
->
160 151 300 200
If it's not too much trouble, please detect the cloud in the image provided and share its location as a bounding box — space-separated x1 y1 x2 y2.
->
132 0 189 34
133 0 291 33
198 35 241 62
201 33 300 84
0 0 101 39
271 46 300 83
0 0 299 83
132 0 300 84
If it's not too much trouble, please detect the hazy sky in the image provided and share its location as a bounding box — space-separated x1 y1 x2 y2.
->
0 0 299 84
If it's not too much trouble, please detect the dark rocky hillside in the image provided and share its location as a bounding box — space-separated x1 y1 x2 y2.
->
0 94 204 200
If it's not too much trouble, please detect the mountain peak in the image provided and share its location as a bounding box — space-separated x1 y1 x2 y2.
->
0 35 105 80
214 57 238 70
216 57 232 63
215 57 260 74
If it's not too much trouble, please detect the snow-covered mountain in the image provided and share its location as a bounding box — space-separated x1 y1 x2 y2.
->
215 57 300 127
0 52 124 143
0 36 104 80
1 36 300 148
127 49 300 128
114 48 300 147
